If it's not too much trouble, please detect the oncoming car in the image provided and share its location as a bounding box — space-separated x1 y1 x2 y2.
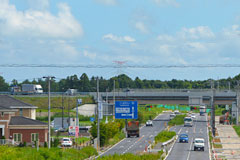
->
146 120 153 126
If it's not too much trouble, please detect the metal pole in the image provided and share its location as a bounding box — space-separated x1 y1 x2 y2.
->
237 82 239 125
76 98 79 127
97 78 100 151
212 88 216 137
62 93 64 129
68 97 70 127
106 89 108 124
48 77 51 149
43 76 55 149
228 81 231 91
113 80 115 120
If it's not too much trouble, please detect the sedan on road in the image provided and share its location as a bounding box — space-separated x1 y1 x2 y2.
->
146 120 153 126
179 134 189 143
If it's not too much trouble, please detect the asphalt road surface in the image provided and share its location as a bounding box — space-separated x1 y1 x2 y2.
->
166 114 210 160
99 113 170 157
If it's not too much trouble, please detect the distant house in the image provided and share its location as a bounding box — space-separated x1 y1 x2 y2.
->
9 116 47 145
0 95 47 145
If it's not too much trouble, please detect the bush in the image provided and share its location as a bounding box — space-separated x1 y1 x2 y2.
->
99 152 163 160
154 130 176 143
168 114 186 126
0 145 97 160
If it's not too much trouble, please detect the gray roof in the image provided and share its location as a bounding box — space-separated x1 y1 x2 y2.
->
9 116 47 126
0 95 37 110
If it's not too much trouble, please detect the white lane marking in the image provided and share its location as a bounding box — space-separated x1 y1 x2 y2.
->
149 135 153 138
187 138 193 160
96 137 126 158
206 115 211 160
122 135 145 154
164 128 182 160
120 146 124 148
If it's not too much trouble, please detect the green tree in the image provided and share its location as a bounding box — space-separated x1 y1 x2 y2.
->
0 76 8 91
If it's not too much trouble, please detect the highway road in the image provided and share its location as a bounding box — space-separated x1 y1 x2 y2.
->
166 114 210 160
99 113 170 157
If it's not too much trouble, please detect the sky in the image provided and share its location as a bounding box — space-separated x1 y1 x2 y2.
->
1 0 240 82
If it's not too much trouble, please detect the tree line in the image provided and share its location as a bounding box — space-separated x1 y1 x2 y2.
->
1 73 240 92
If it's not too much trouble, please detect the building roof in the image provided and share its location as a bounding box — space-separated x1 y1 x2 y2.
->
0 95 37 110
9 116 47 126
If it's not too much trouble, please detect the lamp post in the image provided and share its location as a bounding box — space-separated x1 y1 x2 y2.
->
43 76 55 149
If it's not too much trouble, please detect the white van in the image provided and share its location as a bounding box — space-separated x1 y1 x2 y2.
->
184 117 193 127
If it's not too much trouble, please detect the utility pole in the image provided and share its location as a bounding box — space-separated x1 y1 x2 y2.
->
68 97 70 127
97 78 100 151
43 76 55 149
212 88 216 137
228 81 231 91
106 88 108 124
237 81 239 125
113 80 115 120
62 92 64 129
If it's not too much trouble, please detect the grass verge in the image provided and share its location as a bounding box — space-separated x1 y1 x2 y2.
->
99 151 164 160
154 130 176 144
0 146 97 160
233 125 240 137
168 114 186 127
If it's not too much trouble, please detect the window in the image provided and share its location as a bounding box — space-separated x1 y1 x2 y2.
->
31 133 39 142
13 133 22 142
19 109 23 116
1 112 4 117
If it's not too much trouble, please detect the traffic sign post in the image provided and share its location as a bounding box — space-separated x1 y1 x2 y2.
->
90 117 95 122
115 101 138 119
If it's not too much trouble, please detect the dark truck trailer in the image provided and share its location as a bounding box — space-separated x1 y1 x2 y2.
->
127 121 139 138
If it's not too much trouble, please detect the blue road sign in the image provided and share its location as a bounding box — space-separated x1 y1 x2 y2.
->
115 101 138 119
90 117 95 122
77 99 82 105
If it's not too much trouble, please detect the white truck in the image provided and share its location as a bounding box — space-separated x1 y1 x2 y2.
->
22 84 43 94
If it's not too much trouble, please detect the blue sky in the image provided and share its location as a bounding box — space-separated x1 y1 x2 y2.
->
1 0 240 82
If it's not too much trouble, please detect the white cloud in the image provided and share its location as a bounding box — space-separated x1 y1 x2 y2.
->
94 0 117 6
103 34 136 43
153 0 179 7
135 22 149 34
83 50 97 60
178 26 215 40
27 0 49 10
0 0 83 38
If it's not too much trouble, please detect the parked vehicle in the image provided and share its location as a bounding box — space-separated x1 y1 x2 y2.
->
61 137 72 147
193 138 205 151
179 134 189 143
184 117 193 127
146 120 153 126
127 121 139 138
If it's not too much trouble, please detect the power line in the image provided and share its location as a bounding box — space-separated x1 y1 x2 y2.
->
2 64 240 68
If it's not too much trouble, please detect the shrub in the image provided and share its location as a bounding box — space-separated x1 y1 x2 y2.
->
168 114 186 126
154 130 176 143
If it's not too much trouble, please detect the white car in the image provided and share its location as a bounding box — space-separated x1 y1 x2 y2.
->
61 137 72 147
170 113 176 120
191 114 196 120
146 120 153 126
174 110 180 115
193 138 205 151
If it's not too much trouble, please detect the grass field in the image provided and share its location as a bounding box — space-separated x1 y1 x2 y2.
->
15 96 94 112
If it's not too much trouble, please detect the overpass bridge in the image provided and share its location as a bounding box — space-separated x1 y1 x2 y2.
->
96 89 237 105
